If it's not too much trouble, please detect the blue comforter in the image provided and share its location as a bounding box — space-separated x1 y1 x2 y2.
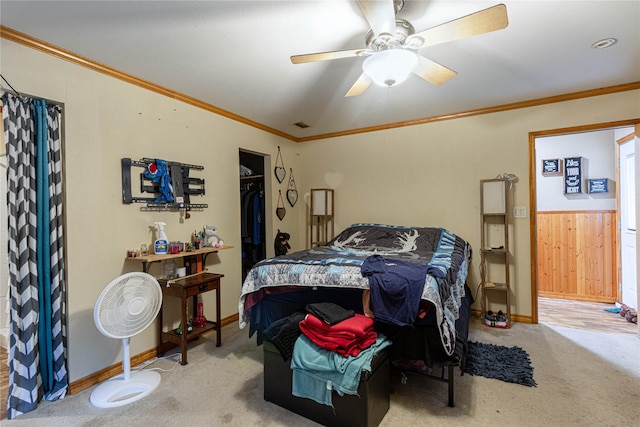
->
239 223 471 356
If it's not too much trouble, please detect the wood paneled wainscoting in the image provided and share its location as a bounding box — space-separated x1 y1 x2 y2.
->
537 210 617 303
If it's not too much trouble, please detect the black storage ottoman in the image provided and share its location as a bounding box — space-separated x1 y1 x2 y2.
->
263 340 390 427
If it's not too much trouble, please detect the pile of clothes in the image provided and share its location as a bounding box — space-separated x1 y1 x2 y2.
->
298 304 377 357
620 303 638 324
263 302 391 407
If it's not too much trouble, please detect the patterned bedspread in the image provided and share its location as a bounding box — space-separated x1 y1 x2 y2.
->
239 223 471 356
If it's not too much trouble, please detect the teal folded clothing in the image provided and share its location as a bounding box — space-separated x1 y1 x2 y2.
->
290 333 391 406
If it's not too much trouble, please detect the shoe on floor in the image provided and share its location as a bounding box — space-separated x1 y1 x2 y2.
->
485 310 497 327
496 310 508 327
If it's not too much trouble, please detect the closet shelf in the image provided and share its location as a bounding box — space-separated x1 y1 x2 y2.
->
240 175 265 181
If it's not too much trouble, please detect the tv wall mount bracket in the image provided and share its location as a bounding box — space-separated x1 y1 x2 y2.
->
121 157 207 212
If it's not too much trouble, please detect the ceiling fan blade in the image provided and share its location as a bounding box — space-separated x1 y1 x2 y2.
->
413 55 457 86
414 4 508 47
345 73 372 97
291 48 367 64
358 0 397 36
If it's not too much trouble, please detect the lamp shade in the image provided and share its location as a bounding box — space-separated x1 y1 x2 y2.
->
482 180 506 214
311 189 333 216
363 49 418 87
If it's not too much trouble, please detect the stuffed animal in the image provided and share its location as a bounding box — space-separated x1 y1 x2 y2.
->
274 230 291 256
203 225 224 248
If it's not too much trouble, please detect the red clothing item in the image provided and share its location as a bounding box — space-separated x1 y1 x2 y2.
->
299 313 377 357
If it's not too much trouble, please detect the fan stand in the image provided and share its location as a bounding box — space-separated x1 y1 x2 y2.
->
90 337 161 408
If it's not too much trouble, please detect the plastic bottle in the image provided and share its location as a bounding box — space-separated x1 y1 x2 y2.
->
163 258 177 279
154 222 168 254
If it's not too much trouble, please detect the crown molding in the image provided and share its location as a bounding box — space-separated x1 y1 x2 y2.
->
3 25 639 143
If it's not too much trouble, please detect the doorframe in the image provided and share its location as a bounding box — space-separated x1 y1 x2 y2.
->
238 148 274 261
528 118 640 324
616 131 635 305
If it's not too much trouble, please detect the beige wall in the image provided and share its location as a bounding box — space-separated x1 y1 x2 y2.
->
2 38 640 383
297 95 639 321
1 39 303 382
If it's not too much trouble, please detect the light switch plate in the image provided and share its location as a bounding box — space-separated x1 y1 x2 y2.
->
513 207 527 218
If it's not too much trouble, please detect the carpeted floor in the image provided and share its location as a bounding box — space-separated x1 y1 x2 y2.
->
464 341 536 387
2 319 639 426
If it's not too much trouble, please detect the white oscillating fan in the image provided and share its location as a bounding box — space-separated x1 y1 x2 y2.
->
90 272 163 408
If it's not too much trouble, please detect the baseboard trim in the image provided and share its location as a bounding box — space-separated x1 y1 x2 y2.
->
69 312 240 395
470 308 532 325
69 347 157 395
538 292 616 304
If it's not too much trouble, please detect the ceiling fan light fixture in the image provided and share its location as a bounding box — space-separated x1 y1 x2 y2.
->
363 49 418 88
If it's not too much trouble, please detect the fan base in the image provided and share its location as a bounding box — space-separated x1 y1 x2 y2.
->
90 370 161 408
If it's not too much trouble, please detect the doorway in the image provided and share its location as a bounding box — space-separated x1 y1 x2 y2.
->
239 149 271 281
618 132 637 311
529 119 639 327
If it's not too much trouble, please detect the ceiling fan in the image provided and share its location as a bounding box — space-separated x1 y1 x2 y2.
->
290 1 508 97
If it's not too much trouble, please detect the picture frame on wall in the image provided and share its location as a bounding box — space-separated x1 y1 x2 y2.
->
588 178 609 193
564 156 583 194
542 158 562 176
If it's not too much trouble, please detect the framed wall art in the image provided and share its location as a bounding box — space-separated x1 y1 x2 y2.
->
542 158 562 176
564 156 583 194
588 178 609 194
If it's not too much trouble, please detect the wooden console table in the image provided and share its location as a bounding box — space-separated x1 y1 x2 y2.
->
157 272 223 365
126 246 232 364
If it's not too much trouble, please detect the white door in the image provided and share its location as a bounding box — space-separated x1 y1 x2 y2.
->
619 137 637 310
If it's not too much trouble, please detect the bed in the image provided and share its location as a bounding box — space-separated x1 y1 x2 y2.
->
238 223 473 408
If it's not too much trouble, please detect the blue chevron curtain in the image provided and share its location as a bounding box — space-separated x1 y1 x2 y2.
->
2 92 68 419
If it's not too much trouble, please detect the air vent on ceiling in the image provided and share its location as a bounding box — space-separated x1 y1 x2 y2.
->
591 37 617 49
293 121 310 129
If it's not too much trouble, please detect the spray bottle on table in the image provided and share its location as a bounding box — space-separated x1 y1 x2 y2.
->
154 222 168 254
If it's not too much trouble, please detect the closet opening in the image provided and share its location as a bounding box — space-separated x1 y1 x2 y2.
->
239 150 271 282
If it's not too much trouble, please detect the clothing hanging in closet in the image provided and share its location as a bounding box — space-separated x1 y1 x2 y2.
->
241 182 264 245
